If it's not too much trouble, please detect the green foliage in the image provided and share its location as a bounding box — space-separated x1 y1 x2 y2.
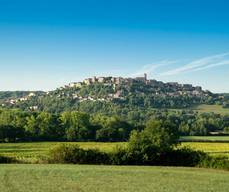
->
0 107 228 142
1 78 221 114
49 144 110 164
47 124 218 169
0 125 24 142
224 126 229 133
129 120 179 152
60 111 92 141
158 148 207 167
48 120 185 166
0 155 17 163
95 116 131 141
199 156 229 170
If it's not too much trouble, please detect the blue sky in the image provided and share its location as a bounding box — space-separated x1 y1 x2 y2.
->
0 0 229 92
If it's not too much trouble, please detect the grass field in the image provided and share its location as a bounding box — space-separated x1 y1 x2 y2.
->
0 142 124 162
0 164 228 192
181 142 229 156
157 104 229 115
181 136 229 142
0 141 229 162
192 104 229 115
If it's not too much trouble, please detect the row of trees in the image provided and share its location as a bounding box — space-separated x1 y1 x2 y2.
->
0 109 133 142
0 108 228 142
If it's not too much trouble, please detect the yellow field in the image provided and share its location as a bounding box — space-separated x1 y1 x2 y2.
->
181 142 229 156
0 142 124 162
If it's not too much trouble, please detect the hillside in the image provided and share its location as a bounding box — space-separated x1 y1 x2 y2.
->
0 75 227 114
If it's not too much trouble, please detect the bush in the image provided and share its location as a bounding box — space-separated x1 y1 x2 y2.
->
199 156 229 170
158 148 207 167
127 144 160 165
48 144 229 170
109 146 129 165
49 144 110 164
0 155 17 163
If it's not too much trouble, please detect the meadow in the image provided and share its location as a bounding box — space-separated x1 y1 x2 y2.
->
0 164 228 192
0 142 124 163
192 104 229 115
181 142 229 157
180 136 229 142
0 141 229 162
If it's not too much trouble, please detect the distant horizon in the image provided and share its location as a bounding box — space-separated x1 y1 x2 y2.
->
0 1 229 92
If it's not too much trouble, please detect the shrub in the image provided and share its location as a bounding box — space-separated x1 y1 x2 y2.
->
49 144 110 164
0 155 17 163
199 156 229 170
158 148 207 167
109 146 129 165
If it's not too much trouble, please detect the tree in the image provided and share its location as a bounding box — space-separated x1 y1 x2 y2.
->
126 120 180 164
0 125 24 142
95 116 132 141
36 112 62 139
60 111 91 141
25 115 39 137
129 120 179 153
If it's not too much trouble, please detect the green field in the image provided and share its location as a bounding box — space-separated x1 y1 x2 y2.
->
181 136 229 142
0 164 228 192
157 104 229 115
192 104 229 115
0 142 123 163
0 141 229 162
181 142 229 156
0 142 228 191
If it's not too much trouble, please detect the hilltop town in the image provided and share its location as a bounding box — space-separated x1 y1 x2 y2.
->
1 74 225 112
63 74 209 100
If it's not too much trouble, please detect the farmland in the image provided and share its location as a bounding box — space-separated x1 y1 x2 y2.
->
181 136 229 142
0 141 229 162
181 142 229 156
0 142 124 163
0 164 229 192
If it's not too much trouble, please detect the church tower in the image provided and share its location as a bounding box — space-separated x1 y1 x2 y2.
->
144 73 147 80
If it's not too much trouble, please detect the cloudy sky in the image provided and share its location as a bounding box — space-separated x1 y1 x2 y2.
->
0 0 229 92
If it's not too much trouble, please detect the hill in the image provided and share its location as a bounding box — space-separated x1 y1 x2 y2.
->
1 75 227 114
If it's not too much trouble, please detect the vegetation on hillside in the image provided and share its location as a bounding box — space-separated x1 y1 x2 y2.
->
1 77 228 114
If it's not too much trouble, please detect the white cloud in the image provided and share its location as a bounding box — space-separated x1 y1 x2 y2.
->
130 60 176 77
190 60 229 72
160 52 229 76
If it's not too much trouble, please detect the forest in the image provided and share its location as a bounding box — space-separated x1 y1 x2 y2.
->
0 108 228 142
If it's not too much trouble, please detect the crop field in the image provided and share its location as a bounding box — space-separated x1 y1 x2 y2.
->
0 164 228 192
181 142 229 157
181 136 229 142
0 142 124 162
0 141 229 162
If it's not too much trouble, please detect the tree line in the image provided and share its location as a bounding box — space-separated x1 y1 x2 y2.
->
0 109 132 142
0 108 228 142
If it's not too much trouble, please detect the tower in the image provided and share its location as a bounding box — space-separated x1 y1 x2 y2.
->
144 73 147 81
